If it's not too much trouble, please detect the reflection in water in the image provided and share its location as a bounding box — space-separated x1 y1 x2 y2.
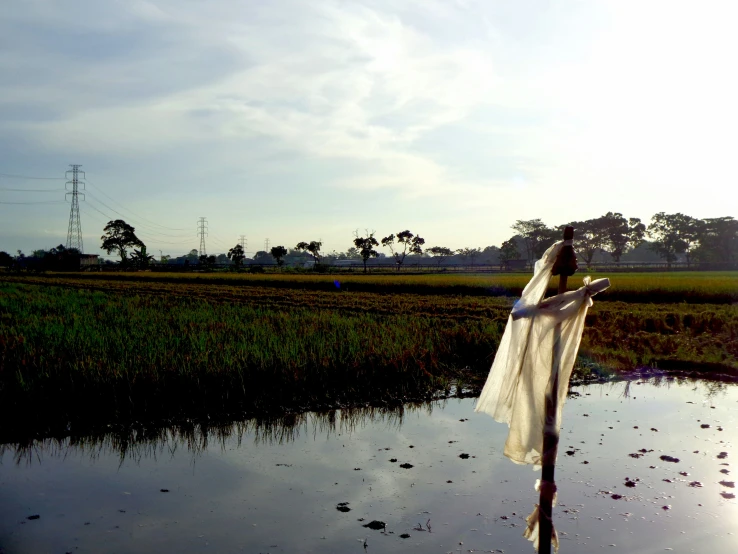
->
2 374 731 468
1 377 737 554
2 400 437 466
619 372 731 400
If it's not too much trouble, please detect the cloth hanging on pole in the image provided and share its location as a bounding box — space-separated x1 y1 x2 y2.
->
476 239 609 552
475 240 610 466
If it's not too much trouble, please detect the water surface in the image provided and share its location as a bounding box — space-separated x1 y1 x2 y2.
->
1 377 737 553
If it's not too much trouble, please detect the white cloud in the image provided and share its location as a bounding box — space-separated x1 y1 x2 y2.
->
8 1 500 201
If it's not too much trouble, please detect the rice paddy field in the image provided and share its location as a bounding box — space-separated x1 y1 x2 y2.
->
0 271 736 437
9 269 737 303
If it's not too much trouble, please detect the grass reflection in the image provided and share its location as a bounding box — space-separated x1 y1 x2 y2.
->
1 400 437 467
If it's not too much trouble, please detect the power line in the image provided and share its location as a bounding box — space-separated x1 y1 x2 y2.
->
85 179 189 231
208 232 234 252
0 200 66 205
0 187 64 192
84 195 192 238
81 204 194 246
0 172 65 180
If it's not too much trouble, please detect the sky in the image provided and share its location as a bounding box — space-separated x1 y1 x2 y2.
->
1 0 737 259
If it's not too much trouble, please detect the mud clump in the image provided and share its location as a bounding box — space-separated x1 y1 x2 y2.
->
363 520 386 530
400 463 414 469
336 502 351 512
459 453 470 459
660 455 680 463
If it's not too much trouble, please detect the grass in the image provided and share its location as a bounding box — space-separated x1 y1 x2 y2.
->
1 272 736 437
0 282 502 436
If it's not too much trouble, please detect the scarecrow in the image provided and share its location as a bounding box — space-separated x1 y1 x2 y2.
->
475 227 610 553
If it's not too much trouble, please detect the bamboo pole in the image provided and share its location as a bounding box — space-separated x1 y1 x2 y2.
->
538 226 577 554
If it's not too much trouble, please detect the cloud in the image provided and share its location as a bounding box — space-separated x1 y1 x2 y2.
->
2 0 735 256
3 0 502 200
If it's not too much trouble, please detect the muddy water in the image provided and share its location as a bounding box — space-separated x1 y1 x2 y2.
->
1 378 737 553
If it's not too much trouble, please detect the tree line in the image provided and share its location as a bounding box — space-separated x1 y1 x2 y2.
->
1 212 735 272
499 212 737 269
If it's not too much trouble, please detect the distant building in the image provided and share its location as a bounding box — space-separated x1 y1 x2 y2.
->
80 254 100 269
505 259 528 271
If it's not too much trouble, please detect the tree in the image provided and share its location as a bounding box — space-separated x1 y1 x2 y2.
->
270 246 288 269
101 220 144 264
353 231 380 273
648 212 701 267
694 217 738 263
560 219 608 269
228 244 246 269
511 219 557 263
498 238 520 270
600 212 646 262
130 246 155 269
0 251 13 268
381 230 425 271
480 245 500 266
345 246 361 260
457 247 482 267
252 250 273 264
428 246 454 267
295 241 323 265
198 254 216 270
36 244 81 271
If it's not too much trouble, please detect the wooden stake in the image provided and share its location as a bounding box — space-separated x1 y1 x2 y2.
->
538 227 577 554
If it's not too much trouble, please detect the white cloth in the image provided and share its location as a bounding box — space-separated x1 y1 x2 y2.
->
474 240 610 466
523 480 560 553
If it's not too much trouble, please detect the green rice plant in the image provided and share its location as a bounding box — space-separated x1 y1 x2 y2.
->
1 273 736 436
0 283 503 433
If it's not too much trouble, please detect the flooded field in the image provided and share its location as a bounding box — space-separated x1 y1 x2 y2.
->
1 377 737 553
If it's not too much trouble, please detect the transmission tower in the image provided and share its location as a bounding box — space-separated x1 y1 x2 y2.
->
264 238 270 252
197 217 208 256
65 164 85 253
239 235 247 251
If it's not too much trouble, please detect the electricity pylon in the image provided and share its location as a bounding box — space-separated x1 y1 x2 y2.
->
197 217 208 257
65 164 85 253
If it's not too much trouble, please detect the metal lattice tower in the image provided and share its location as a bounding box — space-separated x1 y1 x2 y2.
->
197 217 208 257
65 164 85 253
239 235 247 251
264 238 270 252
